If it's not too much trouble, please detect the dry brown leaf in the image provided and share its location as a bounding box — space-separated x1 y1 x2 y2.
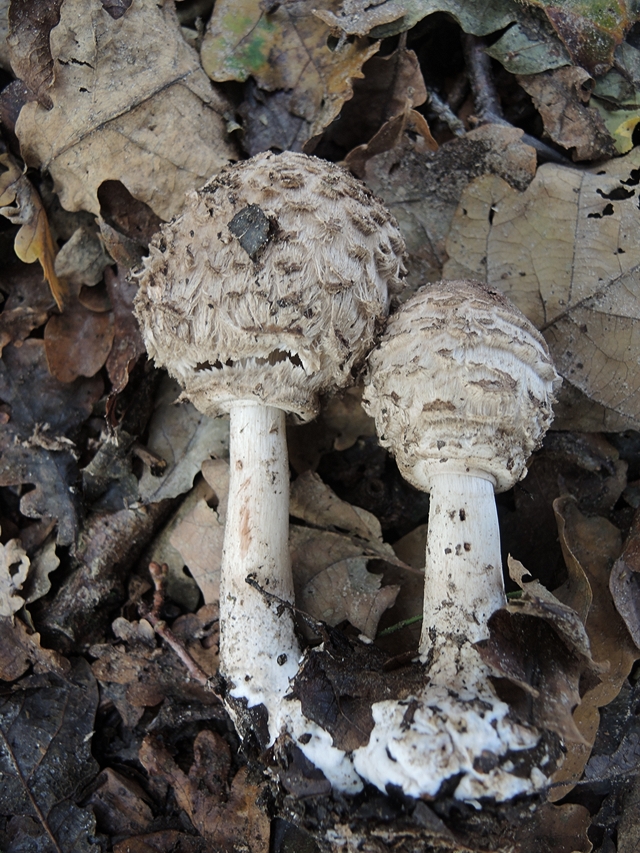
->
169 459 229 605
54 225 112 290
104 266 146 395
358 123 536 291
550 496 640 799
0 152 66 309
139 732 269 852
6 0 63 108
201 0 379 143
84 767 154 838
513 802 592 853
321 385 377 452
445 147 640 427
16 0 237 220
44 299 115 383
0 614 70 681
0 251 55 355
518 66 616 160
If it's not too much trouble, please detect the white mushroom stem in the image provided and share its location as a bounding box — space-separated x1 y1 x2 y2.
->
220 402 300 708
420 472 505 658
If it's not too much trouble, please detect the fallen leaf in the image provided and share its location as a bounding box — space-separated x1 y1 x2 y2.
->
54 225 112 290
618 773 640 853
609 507 640 649
513 802 592 853
0 659 100 851
445 147 640 427
104 266 146 396
321 385 377 452
137 377 229 505
0 615 70 681
16 0 237 220
315 0 519 38
169 460 229 605
549 496 640 799
484 14 571 75
85 768 153 838
518 66 616 160
591 41 640 153
0 340 102 545
521 0 636 75
114 831 208 853
325 46 428 154
0 152 66 309
0 249 55 355
6 0 63 107
0 531 29 617
44 299 115 383
139 732 270 852
22 537 60 604
201 0 379 143
359 123 536 290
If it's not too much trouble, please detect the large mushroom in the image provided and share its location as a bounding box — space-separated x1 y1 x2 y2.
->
134 151 406 779
357 279 563 801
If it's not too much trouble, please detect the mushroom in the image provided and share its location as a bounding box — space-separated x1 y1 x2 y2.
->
356 279 562 801
134 151 406 777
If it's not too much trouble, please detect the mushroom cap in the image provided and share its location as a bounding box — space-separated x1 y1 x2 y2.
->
363 280 561 492
134 151 406 420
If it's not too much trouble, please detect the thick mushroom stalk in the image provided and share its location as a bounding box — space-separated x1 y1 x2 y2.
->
359 280 562 801
134 151 406 760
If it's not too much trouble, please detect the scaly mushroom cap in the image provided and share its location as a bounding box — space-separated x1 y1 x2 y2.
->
134 151 406 420
363 280 561 492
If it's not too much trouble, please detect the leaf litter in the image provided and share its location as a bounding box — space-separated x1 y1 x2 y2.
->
2 1 640 851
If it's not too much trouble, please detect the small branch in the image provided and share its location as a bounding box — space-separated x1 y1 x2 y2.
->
142 562 221 698
426 88 466 137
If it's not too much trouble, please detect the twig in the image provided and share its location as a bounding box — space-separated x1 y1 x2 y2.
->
142 562 221 698
425 88 466 137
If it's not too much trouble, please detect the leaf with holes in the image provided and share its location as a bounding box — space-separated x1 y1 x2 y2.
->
444 146 640 428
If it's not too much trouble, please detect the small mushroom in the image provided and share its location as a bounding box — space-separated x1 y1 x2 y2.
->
357 279 562 801
134 151 406 768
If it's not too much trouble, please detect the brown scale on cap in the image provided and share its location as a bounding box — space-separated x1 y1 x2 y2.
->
134 151 406 421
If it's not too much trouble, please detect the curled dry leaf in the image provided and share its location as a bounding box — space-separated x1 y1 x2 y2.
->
550 496 640 799
445 147 640 427
16 0 237 220
517 66 616 160
0 614 69 681
0 532 29 617
0 152 66 309
201 0 379 143
609 507 640 649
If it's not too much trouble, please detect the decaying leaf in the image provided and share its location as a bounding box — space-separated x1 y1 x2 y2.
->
22 536 59 604
104 266 146 396
517 66 616 160
139 732 270 852
356 122 536 290
0 532 29 617
609 507 640 649
85 767 153 838
445 147 640 427
0 340 102 545
16 0 237 220
0 152 66 309
201 0 379 143
591 40 640 153
6 0 63 108
54 225 112 290
550 496 640 799
521 0 637 76
44 300 115 383
512 802 593 853
0 250 55 355
0 659 100 851
137 378 229 505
